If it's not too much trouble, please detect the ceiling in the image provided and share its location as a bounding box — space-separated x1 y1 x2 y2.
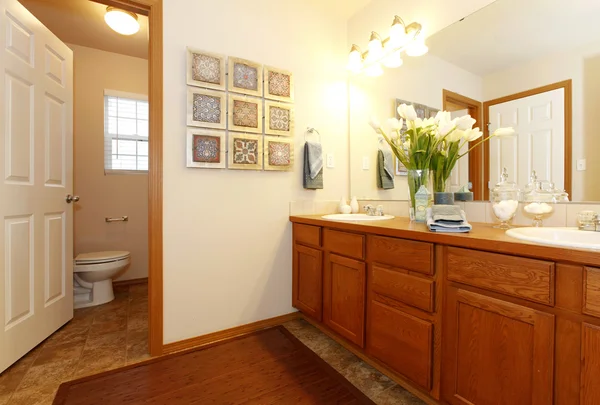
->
19 0 148 59
427 0 600 76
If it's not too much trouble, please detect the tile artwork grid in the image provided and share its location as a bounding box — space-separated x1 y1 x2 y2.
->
186 49 294 171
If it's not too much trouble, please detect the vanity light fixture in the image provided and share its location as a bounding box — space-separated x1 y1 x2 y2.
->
348 15 427 76
104 6 140 36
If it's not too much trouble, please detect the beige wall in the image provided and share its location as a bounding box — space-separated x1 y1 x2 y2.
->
163 0 350 344
583 53 600 201
482 42 600 201
71 44 148 281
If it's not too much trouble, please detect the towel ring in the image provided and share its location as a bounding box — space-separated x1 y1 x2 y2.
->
305 127 321 142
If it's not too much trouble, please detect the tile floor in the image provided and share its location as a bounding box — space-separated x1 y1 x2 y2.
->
1 286 423 405
0 283 149 405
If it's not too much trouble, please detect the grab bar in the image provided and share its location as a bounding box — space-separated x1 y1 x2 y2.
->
105 216 129 223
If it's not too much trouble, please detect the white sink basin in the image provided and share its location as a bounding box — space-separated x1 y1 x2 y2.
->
506 227 600 250
321 213 395 221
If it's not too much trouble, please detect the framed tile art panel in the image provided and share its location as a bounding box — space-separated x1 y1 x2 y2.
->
228 57 263 97
264 136 294 171
264 66 294 102
186 48 226 91
265 101 294 136
187 87 226 129
228 94 263 134
228 133 263 170
186 129 226 169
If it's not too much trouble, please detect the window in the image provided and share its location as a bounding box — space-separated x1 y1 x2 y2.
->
104 90 149 173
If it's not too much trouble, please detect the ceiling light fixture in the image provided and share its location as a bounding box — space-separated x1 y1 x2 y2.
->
104 6 140 36
347 16 427 76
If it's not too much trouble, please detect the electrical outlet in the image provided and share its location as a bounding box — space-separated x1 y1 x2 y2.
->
362 156 370 170
577 159 586 171
326 153 335 168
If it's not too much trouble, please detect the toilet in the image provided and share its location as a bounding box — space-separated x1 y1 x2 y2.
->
73 251 131 309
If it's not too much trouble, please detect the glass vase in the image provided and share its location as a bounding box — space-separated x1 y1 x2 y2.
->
407 169 432 222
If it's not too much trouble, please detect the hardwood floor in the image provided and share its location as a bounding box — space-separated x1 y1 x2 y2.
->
54 327 375 404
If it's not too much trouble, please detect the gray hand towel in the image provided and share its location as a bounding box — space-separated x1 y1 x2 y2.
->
431 204 463 223
306 141 323 179
379 142 395 179
426 207 472 233
377 150 394 190
303 143 323 189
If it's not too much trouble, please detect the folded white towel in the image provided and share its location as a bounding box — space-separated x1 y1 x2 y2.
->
426 207 472 233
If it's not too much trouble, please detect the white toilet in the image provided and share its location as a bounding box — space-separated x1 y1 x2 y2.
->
73 251 131 309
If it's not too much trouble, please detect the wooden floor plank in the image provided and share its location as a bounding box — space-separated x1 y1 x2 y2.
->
53 327 374 405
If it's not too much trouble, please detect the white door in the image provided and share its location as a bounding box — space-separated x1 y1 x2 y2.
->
0 0 73 372
450 109 469 192
488 88 564 191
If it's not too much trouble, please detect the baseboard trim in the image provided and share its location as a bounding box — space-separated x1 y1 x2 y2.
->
113 277 148 287
300 314 439 405
162 312 301 354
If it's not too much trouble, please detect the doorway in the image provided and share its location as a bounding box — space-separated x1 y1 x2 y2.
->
0 0 163 382
442 90 483 199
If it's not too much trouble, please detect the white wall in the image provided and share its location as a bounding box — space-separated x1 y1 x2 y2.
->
482 42 600 201
346 0 488 200
71 44 148 281
163 0 349 343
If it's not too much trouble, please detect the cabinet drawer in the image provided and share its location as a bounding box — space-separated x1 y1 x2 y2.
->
368 235 433 275
324 228 365 260
293 223 321 247
367 300 433 391
584 267 600 318
371 265 434 312
446 247 554 305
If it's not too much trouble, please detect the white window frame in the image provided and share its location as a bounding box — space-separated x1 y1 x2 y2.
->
104 89 149 175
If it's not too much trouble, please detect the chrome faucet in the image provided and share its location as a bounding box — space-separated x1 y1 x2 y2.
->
364 204 385 216
578 211 600 231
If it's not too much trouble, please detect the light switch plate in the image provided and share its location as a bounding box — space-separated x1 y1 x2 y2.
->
577 159 586 171
362 156 370 170
326 153 335 168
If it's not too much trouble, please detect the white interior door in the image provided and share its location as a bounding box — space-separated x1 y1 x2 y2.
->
450 109 469 192
488 88 564 191
0 0 73 372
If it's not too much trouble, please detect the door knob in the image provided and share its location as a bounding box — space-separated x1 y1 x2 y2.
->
66 194 80 203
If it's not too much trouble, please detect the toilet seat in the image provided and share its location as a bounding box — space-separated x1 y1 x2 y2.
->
75 251 130 265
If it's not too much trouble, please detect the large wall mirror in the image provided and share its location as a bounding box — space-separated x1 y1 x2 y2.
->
349 0 600 202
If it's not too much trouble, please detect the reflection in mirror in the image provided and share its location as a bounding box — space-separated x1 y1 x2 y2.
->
349 0 600 202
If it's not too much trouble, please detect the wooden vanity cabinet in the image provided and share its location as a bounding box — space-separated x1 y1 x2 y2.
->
292 224 323 321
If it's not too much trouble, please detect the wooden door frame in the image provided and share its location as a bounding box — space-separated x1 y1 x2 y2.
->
92 0 163 356
442 90 483 200
482 80 572 200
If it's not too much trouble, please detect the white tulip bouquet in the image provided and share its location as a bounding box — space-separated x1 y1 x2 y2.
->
369 104 515 210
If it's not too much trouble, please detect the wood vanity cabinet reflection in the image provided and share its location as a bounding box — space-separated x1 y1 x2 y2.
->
442 287 555 405
323 253 366 347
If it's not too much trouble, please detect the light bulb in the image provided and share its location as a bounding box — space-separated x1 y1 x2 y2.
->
346 44 363 73
367 31 383 60
406 35 428 57
105 7 140 36
382 50 403 68
388 16 407 48
364 63 383 77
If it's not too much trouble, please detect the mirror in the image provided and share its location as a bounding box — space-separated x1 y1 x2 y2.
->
349 0 600 202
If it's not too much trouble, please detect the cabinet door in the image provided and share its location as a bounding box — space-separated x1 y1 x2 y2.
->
367 300 433 390
292 244 323 321
582 323 600 404
443 288 554 405
323 253 366 347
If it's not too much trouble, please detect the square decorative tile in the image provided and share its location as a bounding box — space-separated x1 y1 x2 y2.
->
228 57 263 97
186 129 226 169
264 136 293 171
228 134 263 170
264 65 294 102
186 87 226 129
228 95 263 134
265 101 294 136
186 48 226 91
